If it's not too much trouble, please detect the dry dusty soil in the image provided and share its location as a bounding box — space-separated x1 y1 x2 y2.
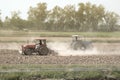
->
0 43 120 64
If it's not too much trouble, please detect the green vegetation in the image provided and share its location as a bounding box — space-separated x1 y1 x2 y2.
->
0 64 120 80
0 71 104 80
0 2 120 32
1 31 120 43
1 30 120 37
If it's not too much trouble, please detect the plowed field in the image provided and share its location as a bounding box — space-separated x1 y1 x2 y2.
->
0 43 120 64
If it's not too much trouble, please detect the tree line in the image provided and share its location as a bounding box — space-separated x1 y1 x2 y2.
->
0 2 120 32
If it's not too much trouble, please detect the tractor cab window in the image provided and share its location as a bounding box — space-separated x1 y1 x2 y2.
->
43 40 46 45
75 36 78 41
39 40 46 45
72 35 79 41
34 39 46 45
34 40 41 44
39 40 42 45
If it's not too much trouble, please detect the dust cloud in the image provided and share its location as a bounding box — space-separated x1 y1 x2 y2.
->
0 43 20 50
47 42 98 56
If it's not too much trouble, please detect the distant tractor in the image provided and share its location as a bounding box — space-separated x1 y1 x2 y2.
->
21 38 49 55
71 35 93 50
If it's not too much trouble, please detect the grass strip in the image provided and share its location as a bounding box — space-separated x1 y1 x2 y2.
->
0 64 120 79
1 31 120 37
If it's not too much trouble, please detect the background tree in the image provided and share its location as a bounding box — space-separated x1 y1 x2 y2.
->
0 10 3 28
77 2 105 31
1 2 119 32
63 5 76 31
3 16 11 29
90 4 105 31
3 11 27 30
47 6 64 31
103 12 119 31
77 3 86 31
28 2 47 30
10 11 26 30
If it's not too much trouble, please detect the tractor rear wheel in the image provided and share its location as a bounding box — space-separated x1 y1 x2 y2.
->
71 41 86 50
38 47 49 55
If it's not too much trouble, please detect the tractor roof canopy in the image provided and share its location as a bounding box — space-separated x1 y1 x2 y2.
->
34 38 46 40
33 38 47 44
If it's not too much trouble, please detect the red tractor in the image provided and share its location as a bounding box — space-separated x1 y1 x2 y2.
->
21 38 49 55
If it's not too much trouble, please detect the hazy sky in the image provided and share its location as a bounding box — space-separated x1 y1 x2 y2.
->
0 0 120 20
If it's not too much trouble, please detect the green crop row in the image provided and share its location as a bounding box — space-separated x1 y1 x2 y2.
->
0 70 120 80
0 64 120 80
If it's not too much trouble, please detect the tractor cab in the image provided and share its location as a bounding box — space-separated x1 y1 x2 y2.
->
34 38 47 46
71 35 93 50
21 38 49 55
72 35 78 41
72 35 83 42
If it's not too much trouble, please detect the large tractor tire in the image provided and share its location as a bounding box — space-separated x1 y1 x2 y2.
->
71 41 93 50
82 41 93 50
24 48 33 55
71 41 86 50
79 44 86 50
38 47 49 55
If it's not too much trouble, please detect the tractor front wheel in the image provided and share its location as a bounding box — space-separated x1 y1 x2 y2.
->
24 48 33 55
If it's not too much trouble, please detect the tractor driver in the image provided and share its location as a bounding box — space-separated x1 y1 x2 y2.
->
75 36 78 41
39 40 42 45
35 39 42 50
